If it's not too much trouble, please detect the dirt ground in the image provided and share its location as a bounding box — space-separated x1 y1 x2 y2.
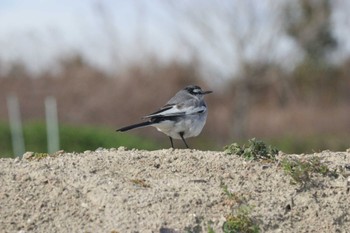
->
1 148 350 233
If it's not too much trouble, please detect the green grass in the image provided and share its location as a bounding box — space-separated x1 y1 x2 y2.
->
0 123 12 157
2 122 349 158
266 134 350 154
0 121 161 158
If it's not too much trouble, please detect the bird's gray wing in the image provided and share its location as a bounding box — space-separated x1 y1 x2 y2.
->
142 104 186 119
142 101 205 119
143 89 205 119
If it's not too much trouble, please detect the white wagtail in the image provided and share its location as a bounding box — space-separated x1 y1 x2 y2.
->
116 85 212 148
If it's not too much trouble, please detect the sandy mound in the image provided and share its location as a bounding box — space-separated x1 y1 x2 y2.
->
1 148 350 232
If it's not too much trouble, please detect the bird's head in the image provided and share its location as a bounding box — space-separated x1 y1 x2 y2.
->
184 85 212 96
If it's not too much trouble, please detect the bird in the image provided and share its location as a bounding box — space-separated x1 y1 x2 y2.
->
116 85 212 149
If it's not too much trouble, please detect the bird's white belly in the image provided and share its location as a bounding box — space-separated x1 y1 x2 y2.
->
153 114 207 139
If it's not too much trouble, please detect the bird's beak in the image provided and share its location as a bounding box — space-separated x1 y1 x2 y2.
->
202 90 213 95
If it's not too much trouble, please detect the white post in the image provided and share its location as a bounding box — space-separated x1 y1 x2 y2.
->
7 95 25 157
45 96 60 153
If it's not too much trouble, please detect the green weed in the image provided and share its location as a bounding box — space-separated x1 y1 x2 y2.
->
220 183 246 207
23 152 51 160
223 205 260 233
224 138 279 161
220 183 260 233
32 152 50 159
207 222 215 233
282 156 338 187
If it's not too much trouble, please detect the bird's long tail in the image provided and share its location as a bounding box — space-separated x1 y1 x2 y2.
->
116 121 153 132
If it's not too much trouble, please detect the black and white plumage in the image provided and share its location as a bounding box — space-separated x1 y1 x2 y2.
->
116 85 212 148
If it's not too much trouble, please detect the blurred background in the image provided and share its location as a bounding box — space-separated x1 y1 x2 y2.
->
1 0 350 157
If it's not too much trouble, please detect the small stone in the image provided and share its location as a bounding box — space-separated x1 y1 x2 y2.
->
118 146 127 151
285 204 292 213
14 157 20 163
222 172 231 179
81 202 89 208
95 147 105 152
22 152 34 160
109 148 118 152
345 164 350 171
53 150 65 156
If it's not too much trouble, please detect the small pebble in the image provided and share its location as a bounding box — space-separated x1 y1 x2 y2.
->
53 150 65 156
14 157 20 163
22 152 34 160
118 146 127 151
109 148 118 152
95 147 105 152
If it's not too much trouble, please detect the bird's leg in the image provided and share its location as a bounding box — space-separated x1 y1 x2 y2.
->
169 137 174 149
179 132 189 149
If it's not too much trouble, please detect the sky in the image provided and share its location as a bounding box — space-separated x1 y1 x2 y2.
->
0 0 350 82
0 0 186 73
